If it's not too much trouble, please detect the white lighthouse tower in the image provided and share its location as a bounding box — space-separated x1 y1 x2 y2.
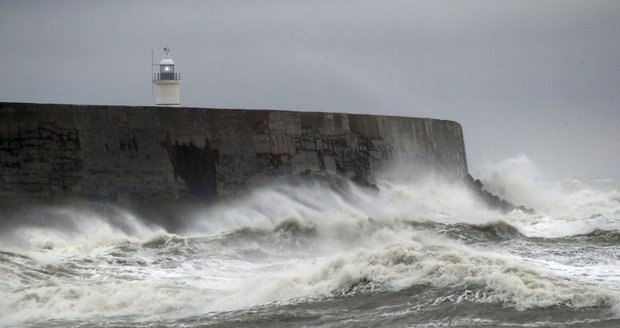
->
153 48 181 106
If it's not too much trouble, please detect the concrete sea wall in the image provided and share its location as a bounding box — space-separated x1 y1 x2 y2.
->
0 102 467 203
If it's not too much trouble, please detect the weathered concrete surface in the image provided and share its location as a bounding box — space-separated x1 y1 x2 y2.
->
0 102 467 203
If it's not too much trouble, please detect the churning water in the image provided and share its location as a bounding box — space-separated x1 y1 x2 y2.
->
1 156 619 327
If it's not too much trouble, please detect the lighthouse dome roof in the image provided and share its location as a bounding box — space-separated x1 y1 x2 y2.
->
160 58 174 65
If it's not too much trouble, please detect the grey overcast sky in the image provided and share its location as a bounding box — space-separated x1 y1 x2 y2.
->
1 0 619 179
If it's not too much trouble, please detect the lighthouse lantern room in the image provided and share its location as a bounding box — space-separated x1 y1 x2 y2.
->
153 48 181 106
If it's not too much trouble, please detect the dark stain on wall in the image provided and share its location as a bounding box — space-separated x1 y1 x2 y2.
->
166 137 220 202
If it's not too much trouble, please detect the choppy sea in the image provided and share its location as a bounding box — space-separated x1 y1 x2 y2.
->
1 157 619 327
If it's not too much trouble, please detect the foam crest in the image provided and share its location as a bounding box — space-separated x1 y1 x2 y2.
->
220 240 620 313
186 177 503 246
188 182 368 235
0 277 212 326
163 164 618 241
2 206 167 256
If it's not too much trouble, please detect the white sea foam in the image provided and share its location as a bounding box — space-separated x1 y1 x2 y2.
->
184 177 500 243
1 157 619 325
205 237 620 313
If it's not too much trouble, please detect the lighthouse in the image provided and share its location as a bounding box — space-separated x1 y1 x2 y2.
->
153 48 181 106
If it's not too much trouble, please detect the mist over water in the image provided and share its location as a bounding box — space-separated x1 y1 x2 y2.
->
475 155 620 236
1 156 619 327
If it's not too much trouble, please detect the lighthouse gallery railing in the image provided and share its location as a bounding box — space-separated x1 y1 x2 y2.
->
153 73 181 81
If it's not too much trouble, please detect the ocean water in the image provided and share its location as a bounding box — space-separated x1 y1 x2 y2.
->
1 158 619 327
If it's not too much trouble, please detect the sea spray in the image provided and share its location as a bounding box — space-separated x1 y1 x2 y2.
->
0 161 619 327
475 155 620 221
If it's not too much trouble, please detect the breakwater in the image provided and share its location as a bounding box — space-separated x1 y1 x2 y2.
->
0 102 467 203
